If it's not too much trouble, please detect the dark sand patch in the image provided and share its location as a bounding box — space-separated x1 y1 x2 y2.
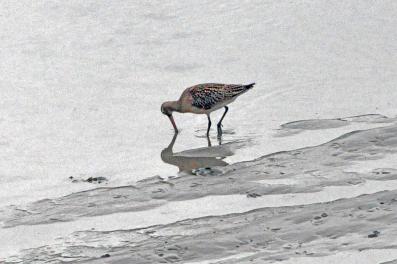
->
2 122 397 228
382 260 397 264
6 190 397 263
281 118 348 130
277 114 394 137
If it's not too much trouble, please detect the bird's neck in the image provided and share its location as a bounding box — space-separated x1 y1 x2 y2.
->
168 100 182 113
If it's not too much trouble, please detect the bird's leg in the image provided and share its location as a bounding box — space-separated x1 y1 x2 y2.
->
217 106 229 137
206 134 212 147
217 136 222 145
206 114 212 136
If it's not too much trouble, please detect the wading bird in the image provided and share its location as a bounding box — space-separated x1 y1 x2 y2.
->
161 83 255 136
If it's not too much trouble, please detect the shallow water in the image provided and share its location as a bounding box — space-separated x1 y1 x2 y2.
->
1 0 397 208
1 1 397 262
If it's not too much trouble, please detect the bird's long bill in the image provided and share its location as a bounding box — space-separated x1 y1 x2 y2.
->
168 115 178 133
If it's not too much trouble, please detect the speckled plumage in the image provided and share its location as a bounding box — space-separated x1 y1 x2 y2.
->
189 83 255 110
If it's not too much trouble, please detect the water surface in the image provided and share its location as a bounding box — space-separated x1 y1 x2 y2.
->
1 1 397 262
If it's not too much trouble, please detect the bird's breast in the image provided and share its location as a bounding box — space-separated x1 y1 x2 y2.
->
179 93 196 113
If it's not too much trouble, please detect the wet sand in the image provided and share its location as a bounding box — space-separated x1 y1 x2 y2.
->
3 115 396 227
2 115 397 263
7 188 397 263
383 260 397 264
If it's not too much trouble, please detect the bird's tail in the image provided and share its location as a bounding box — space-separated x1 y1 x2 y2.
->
229 82 256 98
244 82 256 89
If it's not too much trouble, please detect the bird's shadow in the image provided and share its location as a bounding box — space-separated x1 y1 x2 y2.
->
161 133 244 175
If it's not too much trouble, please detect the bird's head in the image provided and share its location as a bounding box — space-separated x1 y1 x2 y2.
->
161 101 174 117
161 101 178 133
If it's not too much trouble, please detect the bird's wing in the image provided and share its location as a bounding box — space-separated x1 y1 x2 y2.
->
189 83 252 110
189 84 226 110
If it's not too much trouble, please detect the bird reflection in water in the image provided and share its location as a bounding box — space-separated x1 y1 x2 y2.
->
161 133 238 174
